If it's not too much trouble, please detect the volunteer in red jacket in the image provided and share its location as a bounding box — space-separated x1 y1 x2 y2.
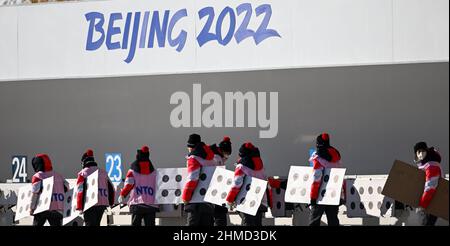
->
119 145 159 226
309 133 344 226
226 142 267 226
209 136 232 226
413 141 443 226
30 154 69 226
76 149 115 226
182 133 217 226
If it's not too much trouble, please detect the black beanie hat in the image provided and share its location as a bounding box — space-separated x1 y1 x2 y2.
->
81 149 95 166
187 134 201 148
32 154 53 172
316 133 330 148
239 142 254 157
136 145 150 161
219 136 232 154
414 142 428 153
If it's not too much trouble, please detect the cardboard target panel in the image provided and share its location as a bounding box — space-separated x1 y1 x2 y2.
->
189 166 217 203
83 170 99 211
204 168 235 206
285 166 315 204
14 177 54 221
14 185 33 221
346 177 394 218
155 168 187 204
382 160 449 220
33 177 54 214
318 168 346 205
63 187 80 225
285 166 346 205
270 187 286 217
234 176 268 216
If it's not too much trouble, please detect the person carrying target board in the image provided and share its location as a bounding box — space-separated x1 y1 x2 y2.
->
30 154 69 226
209 136 233 226
308 133 345 226
182 133 217 226
226 142 268 226
76 149 115 226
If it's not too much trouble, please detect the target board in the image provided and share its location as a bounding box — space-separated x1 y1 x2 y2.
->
189 166 218 203
15 176 54 221
269 186 287 217
83 170 99 211
204 167 235 206
63 186 81 225
285 166 346 205
234 176 268 216
346 177 394 218
155 168 187 204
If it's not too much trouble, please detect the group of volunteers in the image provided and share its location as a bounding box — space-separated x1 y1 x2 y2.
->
27 133 443 226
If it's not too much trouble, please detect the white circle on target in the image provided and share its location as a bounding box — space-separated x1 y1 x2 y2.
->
333 175 339 183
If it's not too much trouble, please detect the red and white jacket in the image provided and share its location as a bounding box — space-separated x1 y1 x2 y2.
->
31 171 68 212
30 154 69 213
226 152 267 205
182 143 217 202
120 160 158 207
76 166 114 210
418 161 442 209
309 148 345 201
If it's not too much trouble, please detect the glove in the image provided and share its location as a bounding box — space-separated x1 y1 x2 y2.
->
226 202 235 211
182 199 189 205
309 199 317 206
29 208 35 215
415 207 425 214
118 195 125 204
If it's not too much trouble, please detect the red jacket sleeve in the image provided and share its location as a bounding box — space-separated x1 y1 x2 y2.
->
226 166 245 203
120 170 135 197
182 158 201 202
310 159 324 200
419 166 441 209
76 174 85 211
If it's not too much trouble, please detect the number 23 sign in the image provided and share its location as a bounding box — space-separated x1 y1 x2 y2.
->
105 153 123 185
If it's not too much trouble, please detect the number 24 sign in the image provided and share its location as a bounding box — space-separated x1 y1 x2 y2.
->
11 156 28 183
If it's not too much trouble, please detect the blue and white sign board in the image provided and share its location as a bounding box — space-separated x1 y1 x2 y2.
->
11 156 27 183
309 149 315 166
105 153 123 186
285 166 346 205
155 168 188 204
83 170 99 211
234 176 268 216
